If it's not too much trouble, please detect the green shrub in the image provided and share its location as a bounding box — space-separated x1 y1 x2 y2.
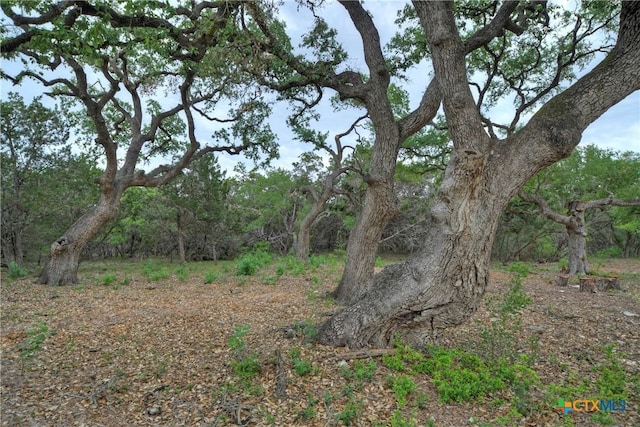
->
499 280 531 315
142 260 169 281
98 273 117 286
19 321 51 362
388 374 417 407
175 265 189 281
203 272 217 284
505 261 532 278
8 261 28 279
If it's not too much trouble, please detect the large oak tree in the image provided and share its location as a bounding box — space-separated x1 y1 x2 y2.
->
315 1 639 347
1 2 276 284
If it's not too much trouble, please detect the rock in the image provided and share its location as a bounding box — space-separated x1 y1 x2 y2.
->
147 406 161 416
623 311 639 317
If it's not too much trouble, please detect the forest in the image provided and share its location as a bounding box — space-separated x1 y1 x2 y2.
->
2 1 640 426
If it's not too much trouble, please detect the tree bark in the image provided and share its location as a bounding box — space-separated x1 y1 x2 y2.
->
566 201 588 275
177 209 186 264
39 193 121 285
318 0 640 348
334 173 400 303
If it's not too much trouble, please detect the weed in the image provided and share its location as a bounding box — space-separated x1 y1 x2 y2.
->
499 279 531 315
389 410 418 427
142 260 169 281
590 411 617 425
595 344 627 399
19 321 51 364
236 244 272 276
228 324 261 384
289 349 316 376
262 274 278 285
336 398 360 426
505 261 533 278
229 324 250 355
175 265 189 281
341 359 377 391
204 272 217 284
298 394 318 421
8 261 28 279
388 374 417 408
97 273 117 286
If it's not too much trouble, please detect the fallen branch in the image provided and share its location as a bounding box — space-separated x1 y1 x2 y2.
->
327 348 396 361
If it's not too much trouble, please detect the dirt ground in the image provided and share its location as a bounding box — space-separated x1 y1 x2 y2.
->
1 257 639 426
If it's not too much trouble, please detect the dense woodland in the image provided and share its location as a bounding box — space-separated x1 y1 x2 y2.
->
2 95 639 267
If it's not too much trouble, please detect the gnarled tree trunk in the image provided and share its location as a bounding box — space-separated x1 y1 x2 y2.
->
39 192 122 285
318 0 640 348
566 201 588 275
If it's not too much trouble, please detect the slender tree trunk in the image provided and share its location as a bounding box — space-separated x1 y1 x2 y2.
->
566 202 588 275
294 206 321 260
39 193 121 285
177 209 186 263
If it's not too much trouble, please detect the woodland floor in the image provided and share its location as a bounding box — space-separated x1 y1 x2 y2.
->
1 256 639 427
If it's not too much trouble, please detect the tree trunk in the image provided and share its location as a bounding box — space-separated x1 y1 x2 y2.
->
177 209 186 264
566 202 588 275
334 177 399 304
318 0 640 348
294 209 316 260
39 194 120 285
320 150 501 347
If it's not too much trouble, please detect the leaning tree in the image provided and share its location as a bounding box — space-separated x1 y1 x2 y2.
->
240 0 635 305
1 2 277 284
313 1 639 347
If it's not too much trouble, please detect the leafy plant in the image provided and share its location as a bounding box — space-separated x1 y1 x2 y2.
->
499 279 531 315
388 374 417 407
335 398 360 426
228 324 261 383
289 349 316 376
142 260 169 281
98 273 117 286
8 261 28 279
175 265 189 281
203 272 217 284
19 321 51 366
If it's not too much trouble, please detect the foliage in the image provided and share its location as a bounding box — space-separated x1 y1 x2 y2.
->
388 374 417 408
498 146 640 262
228 324 261 383
19 321 52 363
8 261 28 279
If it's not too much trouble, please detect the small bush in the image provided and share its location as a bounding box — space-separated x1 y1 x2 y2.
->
388 374 417 407
499 280 531 315
98 273 117 286
19 321 51 362
175 265 189 281
8 261 28 279
203 272 217 284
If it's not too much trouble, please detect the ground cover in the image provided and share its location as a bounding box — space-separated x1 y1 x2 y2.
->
1 255 639 426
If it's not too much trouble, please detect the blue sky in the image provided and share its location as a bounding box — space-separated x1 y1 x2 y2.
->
2 1 638 174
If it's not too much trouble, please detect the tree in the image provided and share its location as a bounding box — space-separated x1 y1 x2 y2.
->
314 1 639 347
2 2 276 284
1 93 70 266
518 146 640 274
229 167 303 254
292 117 364 260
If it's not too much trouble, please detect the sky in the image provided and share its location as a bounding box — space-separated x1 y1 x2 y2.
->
1 1 638 174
